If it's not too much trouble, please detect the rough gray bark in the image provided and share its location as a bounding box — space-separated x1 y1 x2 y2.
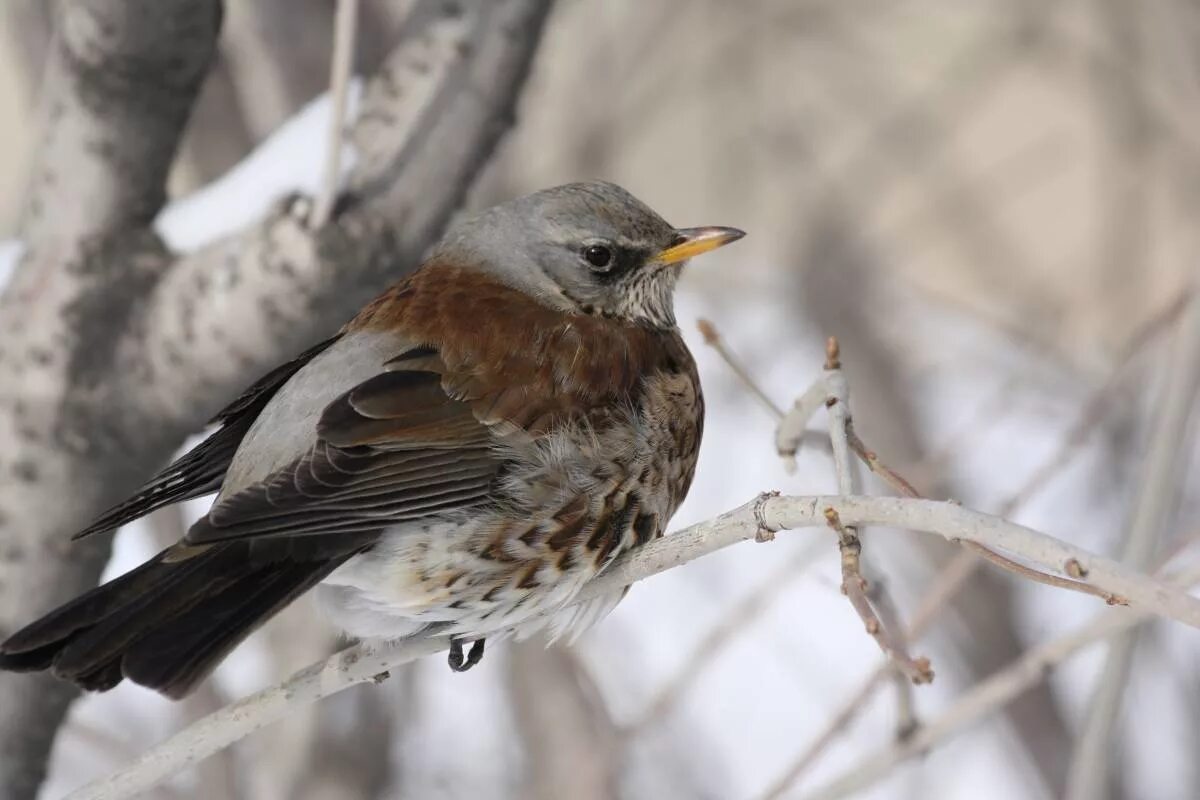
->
0 1 555 797
0 4 221 797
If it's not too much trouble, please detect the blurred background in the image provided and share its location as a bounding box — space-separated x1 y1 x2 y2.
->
2 1 1199 798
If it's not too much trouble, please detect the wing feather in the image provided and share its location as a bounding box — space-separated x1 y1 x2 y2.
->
184 357 501 546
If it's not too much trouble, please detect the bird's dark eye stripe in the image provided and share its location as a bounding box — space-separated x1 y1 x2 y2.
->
580 242 655 283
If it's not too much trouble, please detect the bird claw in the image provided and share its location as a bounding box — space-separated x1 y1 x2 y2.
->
447 637 486 672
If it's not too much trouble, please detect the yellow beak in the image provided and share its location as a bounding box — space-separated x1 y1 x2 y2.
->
653 226 746 266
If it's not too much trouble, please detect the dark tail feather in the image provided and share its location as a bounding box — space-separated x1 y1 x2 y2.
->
0 544 349 698
121 561 342 695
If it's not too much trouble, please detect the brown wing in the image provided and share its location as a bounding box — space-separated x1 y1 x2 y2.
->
184 364 501 545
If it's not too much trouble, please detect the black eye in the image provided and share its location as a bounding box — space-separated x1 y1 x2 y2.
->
583 244 613 270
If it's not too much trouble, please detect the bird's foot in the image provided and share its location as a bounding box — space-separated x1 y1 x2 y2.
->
447 637 486 672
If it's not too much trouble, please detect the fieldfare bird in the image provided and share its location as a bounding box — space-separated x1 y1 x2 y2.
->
0 181 744 697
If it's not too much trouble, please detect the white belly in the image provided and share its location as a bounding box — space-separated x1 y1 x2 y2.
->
317 515 626 644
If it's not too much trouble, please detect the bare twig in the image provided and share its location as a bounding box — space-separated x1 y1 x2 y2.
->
703 320 1138 741
696 319 827 465
825 508 934 685
311 0 361 229
960 541 1127 605
867 578 921 739
776 379 828 469
845 422 922 499
696 318 785 417
824 337 933 685
699 320 929 730
846 402 1131 606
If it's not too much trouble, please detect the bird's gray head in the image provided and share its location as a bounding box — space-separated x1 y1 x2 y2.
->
435 181 744 328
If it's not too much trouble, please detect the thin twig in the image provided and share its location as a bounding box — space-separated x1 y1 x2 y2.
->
846 422 921 499
697 318 828 466
866 579 921 740
311 0 360 228
960 541 1127 605
825 509 934 685
697 318 785 417
823 337 934 685
699 321 924 722
776 380 828 469
847 411 1128 606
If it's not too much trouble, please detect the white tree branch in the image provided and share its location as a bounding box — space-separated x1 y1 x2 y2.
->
776 378 827 470
65 493 1200 800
